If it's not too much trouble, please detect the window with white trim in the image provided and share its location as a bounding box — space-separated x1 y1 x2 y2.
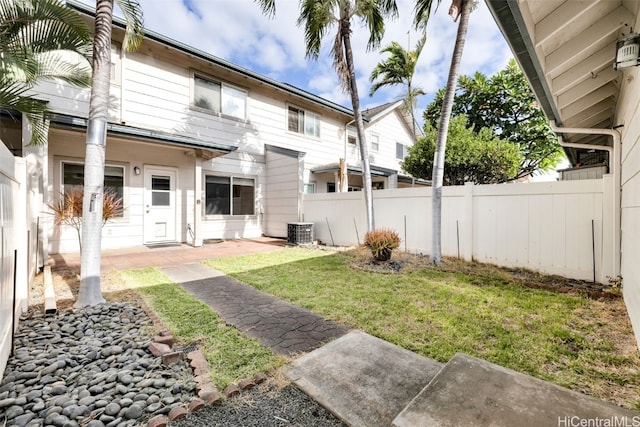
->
110 43 121 85
396 142 409 160
371 134 379 151
347 126 357 145
62 162 125 217
194 74 247 120
288 106 320 137
205 175 255 215
304 183 316 194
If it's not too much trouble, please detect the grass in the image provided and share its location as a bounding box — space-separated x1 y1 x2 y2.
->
116 268 285 390
205 247 640 410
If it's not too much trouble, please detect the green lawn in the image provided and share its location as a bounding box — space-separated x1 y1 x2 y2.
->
118 268 285 390
205 247 640 410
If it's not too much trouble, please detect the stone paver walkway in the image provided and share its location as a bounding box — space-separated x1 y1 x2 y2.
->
162 263 350 356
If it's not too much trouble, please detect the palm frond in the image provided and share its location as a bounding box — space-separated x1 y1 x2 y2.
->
254 0 276 17
414 0 441 29
355 0 397 51
298 0 336 59
0 0 93 144
115 0 144 51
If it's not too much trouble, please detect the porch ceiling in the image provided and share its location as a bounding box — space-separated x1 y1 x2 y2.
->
486 0 640 160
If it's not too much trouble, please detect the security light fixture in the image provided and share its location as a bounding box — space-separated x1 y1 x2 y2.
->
133 166 141 175
614 32 640 70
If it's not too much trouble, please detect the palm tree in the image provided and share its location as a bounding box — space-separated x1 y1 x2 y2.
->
415 0 473 265
255 0 399 233
369 33 427 140
76 0 143 307
0 0 92 145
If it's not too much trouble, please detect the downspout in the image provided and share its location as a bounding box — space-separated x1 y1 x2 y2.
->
549 121 621 277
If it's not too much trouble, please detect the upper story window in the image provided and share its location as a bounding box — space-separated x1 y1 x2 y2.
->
371 134 379 151
288 106 320 137
347 126 357 145
193 74 247 120
396 142 409 160
110 43 121 85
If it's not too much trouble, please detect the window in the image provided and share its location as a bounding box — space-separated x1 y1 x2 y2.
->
62 162 124 217
110 43 121 84
396 142 409 160
288 106 320 137
327 183 336 193
151 175 171 206
371 134 379 151
372 181 384 190
347 126 357 145
205 175 255 215
194 75 247 120
304 183 316 194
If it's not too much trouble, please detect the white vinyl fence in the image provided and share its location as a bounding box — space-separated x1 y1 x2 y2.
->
303 176 616 283
0 140 29 379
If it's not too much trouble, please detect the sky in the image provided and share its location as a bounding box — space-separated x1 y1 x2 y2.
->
79 0 514 113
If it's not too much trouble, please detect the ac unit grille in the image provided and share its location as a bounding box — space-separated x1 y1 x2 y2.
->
287 222 313 245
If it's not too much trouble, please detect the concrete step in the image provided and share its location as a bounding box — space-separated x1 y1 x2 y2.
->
283 330 444 427
393 353 639 427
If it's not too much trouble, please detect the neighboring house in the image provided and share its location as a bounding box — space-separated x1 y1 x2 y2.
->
0 0 418 255
486 0 640 345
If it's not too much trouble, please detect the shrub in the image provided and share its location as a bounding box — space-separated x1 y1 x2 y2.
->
364 228 401 261
48 186 123 252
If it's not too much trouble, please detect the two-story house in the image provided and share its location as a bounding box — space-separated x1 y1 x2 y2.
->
0 0 419 255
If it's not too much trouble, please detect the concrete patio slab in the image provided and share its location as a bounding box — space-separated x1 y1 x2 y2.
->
393 353 640 427
283 330 444 427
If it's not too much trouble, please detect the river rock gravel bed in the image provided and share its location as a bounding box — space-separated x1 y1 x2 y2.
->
169 381 345 427
0 303 198 427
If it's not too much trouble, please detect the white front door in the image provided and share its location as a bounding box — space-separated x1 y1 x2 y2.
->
144 167 177 244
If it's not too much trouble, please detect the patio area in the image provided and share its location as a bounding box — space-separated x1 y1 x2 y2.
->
48 237 287 271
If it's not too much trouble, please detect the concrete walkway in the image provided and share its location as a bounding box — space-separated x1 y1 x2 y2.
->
162 262 350 356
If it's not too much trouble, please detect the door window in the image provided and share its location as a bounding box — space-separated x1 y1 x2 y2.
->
151 175 171 206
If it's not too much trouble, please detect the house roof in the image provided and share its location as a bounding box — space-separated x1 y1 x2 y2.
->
486 0 639 162
65 0 358 120
311 162 398 177
49 113 237 158
362 100 421 137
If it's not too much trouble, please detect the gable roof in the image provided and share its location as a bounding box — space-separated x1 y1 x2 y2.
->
363 100 421 137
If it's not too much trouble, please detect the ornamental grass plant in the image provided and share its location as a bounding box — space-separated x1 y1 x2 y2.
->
363 228 401 261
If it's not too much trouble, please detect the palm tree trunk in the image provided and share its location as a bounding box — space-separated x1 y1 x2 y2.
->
431 0 471 264
76 0 114 307
342 21 375 232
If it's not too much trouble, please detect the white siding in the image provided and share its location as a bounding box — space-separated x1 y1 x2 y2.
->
29 28 416 252
264 148 303 238
366 110 414 174
617 56 640 346
47 130 195 253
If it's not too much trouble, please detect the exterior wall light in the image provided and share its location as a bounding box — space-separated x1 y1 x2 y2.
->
133 166 141 175
614 32 640 70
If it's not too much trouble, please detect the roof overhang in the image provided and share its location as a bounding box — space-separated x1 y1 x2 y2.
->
486 0 639 164
50 114 236 159
311 163 397 177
